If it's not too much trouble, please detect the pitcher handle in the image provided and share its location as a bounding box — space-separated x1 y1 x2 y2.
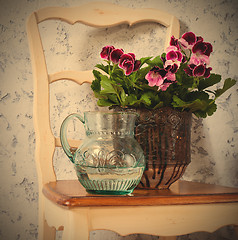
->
60 113 84 163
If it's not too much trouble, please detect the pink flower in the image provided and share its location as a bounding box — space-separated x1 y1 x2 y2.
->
159 82 172 91
145 67 176 91
179 32 196 49
166 71 176 81
166 45 179 53
160 72 176 91
100 45 115 61
190 40 213 65
145 66 167 87
118 53 141 75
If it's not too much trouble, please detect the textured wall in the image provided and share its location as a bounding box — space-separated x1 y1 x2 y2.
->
0 0 237 239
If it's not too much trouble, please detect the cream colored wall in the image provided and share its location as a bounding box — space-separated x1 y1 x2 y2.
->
0 0 237 239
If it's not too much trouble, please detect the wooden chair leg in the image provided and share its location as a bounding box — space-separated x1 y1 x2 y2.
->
38 196 56 240
160 237 177 240
62 209 90 240
43 219 56 240
38 216 56 240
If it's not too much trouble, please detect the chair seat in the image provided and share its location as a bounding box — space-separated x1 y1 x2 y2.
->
43 180 238 208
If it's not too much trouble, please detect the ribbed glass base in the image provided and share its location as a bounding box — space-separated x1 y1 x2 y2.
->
76 165 144 195
86 189 133 195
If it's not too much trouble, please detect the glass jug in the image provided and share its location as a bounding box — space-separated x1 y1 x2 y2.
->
60 111 145 195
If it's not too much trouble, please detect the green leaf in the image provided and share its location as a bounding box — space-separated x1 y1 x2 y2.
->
127 72 137 83
92 69 102 80
206 102 217 116
91 70 104 93
193 110 207 118
158 90 172 107
172 95 219 117
93 91 108 99
161 53 166 59
91 78 101 92
111 69 124 81
100 75 117 94
175 65 194 88
137 66 151 80
108 94 120 104
139 57 152 66
120 89 126 104
172 95 186 107
125 94 139 106
198 74 221 91
147 56 164 68
140 93 152 106
97 99 115 107
153 101 164 109
95 64 110 74
186 91 209 102
172 95 207 112
215 78 236 98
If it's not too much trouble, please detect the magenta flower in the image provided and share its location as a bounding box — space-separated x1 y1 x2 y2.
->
193 64 206 77
190 40 213 65
179 32 196 49
164 49 183 73
184 64 212 78
100 45 115 61
128 52 136 60
127 53 141 71
133 60 141 72
196 36 204 42
170 36 180 50
193 40 213 56
110 48 124 63
118 53 141 75
119 54 134 75
203 67 212 78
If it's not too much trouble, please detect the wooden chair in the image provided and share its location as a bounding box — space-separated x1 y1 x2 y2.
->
26 2 238 240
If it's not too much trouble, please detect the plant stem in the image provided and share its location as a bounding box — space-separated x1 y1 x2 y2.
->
108 62 111 75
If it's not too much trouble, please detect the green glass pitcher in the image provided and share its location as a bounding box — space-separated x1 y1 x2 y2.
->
60 111 145 195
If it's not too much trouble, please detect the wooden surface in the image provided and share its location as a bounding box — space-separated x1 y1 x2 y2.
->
43 180 238 208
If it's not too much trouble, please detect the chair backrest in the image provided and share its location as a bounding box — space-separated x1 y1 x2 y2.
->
26 1 180 188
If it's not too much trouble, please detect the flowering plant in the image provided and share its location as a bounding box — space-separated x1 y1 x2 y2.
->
91 32 236 118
